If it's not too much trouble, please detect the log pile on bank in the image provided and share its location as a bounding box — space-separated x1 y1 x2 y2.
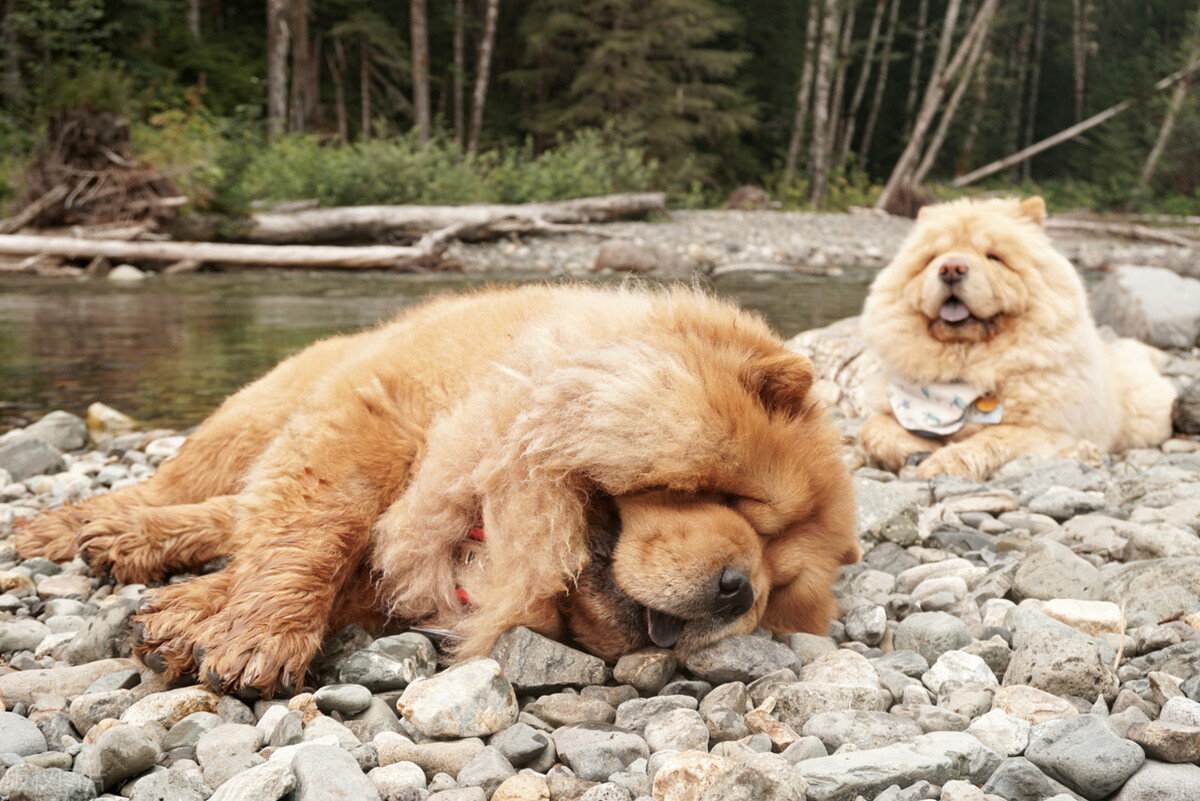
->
0 192 668 271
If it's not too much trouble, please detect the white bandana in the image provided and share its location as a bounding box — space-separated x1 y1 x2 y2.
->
887 378 1003 437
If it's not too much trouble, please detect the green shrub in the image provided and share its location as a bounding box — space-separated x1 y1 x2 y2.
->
182 127 661 211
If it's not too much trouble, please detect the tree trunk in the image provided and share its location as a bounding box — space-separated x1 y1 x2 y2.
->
1071 0 1092 120
1003 1 1034 180
911 8 992 186
955 62 1200 187
467 0 500 155
289 0 309 133
2 0 21 108
860 0 900 165
876 0 995 209
186 0 201 38
360 35 371 141
266 0 290 138
838 0 888 171
411 0 431 145
826 0 858 177
809 0 842 209
783 0 823 184
1020 0 1047 181
904 0 930 133
453 0 466 147
1136 6 1200 198
329 39 349 144
957 35 991 174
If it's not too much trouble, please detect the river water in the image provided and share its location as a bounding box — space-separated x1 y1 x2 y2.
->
0 270 872 429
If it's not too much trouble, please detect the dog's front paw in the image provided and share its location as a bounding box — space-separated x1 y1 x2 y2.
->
13 509 86 562
133 574 231 678
193 626 321 699
78 513 165 584
915 445 992 481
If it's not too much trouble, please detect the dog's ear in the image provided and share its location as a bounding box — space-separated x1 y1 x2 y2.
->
742 351 814 416
1019 196 1046 225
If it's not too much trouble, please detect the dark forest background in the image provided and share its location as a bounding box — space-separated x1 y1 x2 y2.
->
2 0 1200 215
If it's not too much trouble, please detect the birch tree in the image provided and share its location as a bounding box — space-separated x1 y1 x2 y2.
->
809 0 842 208
266 0 289 138
860 0 900 165
911 9 992 185
288 0 310 133
876 0 1000 209
1071 0 1093 120
186 0 200 38
1136 5 1200 197
903 0 930 132
411 0 431 145
453 0 465 147
467 0 500 154
838 0 889 171
1021 0 1047 180
784 0 822 184
826 0 858 179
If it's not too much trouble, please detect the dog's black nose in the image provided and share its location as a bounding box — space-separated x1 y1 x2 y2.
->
713 566 754 619
938 259 969 284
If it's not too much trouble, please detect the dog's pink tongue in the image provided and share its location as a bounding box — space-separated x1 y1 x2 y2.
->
646 608 684 649
939 299 971 323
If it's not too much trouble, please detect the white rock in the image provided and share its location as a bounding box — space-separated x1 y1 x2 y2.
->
107 264 147 282
967 709 1031 757
1040 599 1124 637
922 651 1000 695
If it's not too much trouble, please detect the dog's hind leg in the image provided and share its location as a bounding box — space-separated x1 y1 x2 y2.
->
77 495 243 583
14 381 296 563
136 367 427 697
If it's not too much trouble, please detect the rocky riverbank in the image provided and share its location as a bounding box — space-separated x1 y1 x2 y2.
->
1 390 1200 801
1 261 1200 801
441 210 1200 278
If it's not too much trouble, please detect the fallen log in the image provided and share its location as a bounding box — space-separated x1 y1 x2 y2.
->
1045 218 1200 248
0 235 441 270
239 192 668 244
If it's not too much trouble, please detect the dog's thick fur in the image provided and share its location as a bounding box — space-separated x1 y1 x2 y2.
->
16 285 858 697
860 196 1176 480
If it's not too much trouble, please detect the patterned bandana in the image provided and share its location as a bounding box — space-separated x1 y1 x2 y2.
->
887 378 1003 438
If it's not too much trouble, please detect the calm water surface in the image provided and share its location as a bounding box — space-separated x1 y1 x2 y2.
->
0 270 872 429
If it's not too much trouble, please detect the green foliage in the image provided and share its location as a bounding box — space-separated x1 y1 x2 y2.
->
43 55 132 114
772 167 881 212
6 0 1200 213
142 127 660 212
516 0 756 184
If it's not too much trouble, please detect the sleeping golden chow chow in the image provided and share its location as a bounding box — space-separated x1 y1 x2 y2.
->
860 196 1176 480
15 285 858 698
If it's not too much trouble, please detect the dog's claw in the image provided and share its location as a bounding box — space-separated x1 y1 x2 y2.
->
130 622 145 647
234 684 262 702
905 451 932 467
142 650 167 674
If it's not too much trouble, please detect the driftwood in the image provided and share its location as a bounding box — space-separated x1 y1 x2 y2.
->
1046 218 1200 248
235 192 668 244
0 185 69 235
0 235 441 270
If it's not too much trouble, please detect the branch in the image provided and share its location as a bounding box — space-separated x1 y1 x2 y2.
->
955 62 1200 187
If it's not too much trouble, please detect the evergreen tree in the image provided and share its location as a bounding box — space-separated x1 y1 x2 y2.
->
514 0 755 179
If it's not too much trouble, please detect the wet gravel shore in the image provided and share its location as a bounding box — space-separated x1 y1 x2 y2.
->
1 376 1200 801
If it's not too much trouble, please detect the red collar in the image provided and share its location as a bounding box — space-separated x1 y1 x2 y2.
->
456 521 485 605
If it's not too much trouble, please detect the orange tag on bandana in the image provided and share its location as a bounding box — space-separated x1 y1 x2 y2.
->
975 396 998 413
